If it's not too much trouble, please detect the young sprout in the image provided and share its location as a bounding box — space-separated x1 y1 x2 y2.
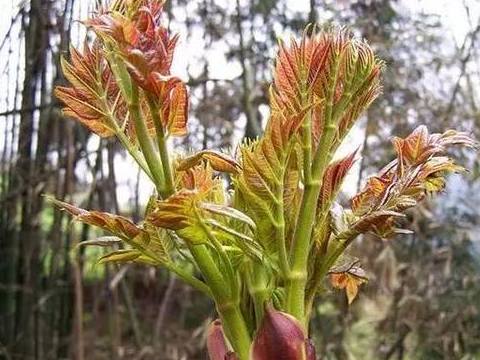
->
51 1 477 359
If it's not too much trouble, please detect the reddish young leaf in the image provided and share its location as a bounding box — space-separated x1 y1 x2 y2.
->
391 125 429 165
319 150 357 209
149 162 256 250
331 271 366 305
86 1 179 95
327 35 384 152
178 163 222 196
351 175 390 216
329 258 368 304
148 189 197 228
55 42 124 137
162 81 189 136
349 126 477 239
286 28 384 150
47 196 144 240
84 0 189 138
148 190 237 245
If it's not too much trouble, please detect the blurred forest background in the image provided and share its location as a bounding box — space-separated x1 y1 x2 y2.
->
1 0 480 359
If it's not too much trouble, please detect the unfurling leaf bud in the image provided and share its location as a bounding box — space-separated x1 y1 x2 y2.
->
251 304 316 360
207 319 236 360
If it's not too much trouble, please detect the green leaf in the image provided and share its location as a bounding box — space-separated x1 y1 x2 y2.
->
74 236 121 251
144 225 174 263
97 249 142 264
206 218 263 261
200 203 256 229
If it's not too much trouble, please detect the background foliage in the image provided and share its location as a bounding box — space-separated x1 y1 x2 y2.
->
1 0 479 359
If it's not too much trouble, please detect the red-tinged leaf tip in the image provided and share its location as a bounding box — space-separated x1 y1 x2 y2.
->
47 196 144 240
320 150 358 208
122 17 140 45
55 43 126 138
165 81 189 136
349 125 476 239
95 2 179 90
331 271 366 305
251 304 314 360
148 166 225 244
206 320 231 360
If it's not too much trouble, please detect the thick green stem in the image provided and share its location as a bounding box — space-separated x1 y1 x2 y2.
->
248 262 270 327
105 44 132 100
188 232 250 357
188 244 251 360
145 94 174 194
218 304 252 360
128 84 167 197
106 46 166 196
157 131 174 194
286 124 336 322
284 179 321 322
197 209 238 299
97 55 152 181
299 66 374 320
300 95 313 183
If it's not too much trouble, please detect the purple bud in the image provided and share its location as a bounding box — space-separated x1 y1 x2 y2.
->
206 320 230 360
251 304 316 360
